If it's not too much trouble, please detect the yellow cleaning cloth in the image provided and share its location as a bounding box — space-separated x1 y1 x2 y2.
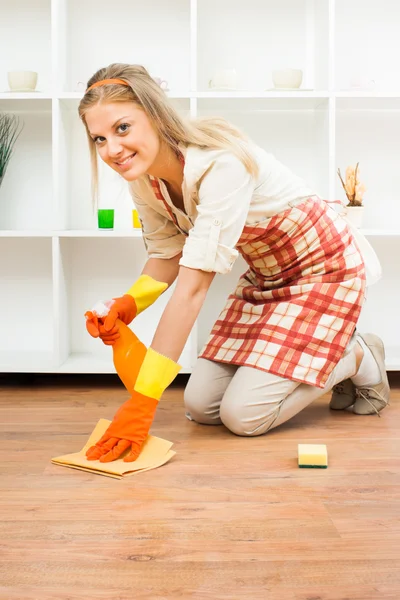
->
51 418 176 479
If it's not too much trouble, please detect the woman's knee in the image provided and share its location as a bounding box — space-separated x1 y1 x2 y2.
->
219 367 297 436
184 375 215 424
184 359 236 424
219 390 281 437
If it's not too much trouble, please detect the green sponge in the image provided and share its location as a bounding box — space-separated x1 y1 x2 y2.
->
298 444 328 468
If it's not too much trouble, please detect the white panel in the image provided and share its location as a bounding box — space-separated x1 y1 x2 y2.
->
0 238 53 356
52 236 69 366
190 0 198 91
313 0 330 90
51 0 68 92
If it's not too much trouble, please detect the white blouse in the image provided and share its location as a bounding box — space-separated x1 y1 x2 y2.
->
129 142 317 274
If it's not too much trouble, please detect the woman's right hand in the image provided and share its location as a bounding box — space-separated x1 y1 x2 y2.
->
85 294 137 345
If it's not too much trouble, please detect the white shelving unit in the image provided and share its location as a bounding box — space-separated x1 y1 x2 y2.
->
1 0 400 374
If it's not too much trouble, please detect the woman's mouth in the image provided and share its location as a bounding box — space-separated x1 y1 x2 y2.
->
115 153 136 170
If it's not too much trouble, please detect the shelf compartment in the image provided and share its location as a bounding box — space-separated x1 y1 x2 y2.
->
198 97 330 199
0 238 53 367
0 0 51 94
56 230 143 238
335 0 400 94
336 99 400 230
60 0 190 93
57 238 195 372
197 0 329 92
356 238 400 369
57 352 192 375
56 98 190 230
0 104 53 230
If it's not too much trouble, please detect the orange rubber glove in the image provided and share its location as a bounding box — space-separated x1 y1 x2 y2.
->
86 347 181 463
85 274 168 345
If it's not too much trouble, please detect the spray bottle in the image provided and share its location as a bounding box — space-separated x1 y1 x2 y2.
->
85 303 146 393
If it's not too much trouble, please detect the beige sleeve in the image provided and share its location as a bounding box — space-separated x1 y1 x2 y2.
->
130 184 186 260
179 152 254 274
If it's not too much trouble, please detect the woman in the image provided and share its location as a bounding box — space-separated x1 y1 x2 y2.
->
80 63 389 464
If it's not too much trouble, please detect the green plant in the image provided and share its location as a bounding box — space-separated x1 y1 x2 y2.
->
0 112 24 187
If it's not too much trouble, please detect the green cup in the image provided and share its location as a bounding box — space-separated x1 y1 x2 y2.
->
97 209 114 229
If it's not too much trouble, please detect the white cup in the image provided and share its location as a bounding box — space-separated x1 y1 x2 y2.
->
349 76 376 91
153 76 169 91
209 68 238 90
272 68 303 89
74 81 86 92
7 71 38 91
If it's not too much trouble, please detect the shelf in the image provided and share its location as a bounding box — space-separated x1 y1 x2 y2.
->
2 229 400 239
195 91 329 100
57 352 192 374
57 229 143 238
0 351 55 373
0 230 54 237
336 92 400 99
3 91 400 103
385 351 400 371
58 91 191 101
360 230 400 237
57 352 116 374
0 229 143 237
337 95 400 112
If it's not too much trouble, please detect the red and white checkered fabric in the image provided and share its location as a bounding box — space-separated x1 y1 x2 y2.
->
199 197 366 388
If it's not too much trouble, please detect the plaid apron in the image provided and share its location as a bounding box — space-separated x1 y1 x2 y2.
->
199 197 366 388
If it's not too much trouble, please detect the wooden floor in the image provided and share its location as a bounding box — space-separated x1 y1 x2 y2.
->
0 372 399 600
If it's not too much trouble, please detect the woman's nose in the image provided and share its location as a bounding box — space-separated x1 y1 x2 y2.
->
107 139 124 158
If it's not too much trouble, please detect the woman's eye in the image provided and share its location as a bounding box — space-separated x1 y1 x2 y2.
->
117 123 130 133
93 136 105 145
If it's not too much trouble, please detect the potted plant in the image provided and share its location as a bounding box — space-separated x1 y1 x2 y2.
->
337 163 366 228
0 112 23 187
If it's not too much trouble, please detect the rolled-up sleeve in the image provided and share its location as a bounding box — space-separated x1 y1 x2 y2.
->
179 153 254 274
130 185 186 260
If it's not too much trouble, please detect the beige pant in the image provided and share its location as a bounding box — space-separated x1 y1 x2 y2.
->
184 337 358 436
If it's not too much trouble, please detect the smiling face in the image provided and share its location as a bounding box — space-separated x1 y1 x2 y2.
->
84 101 161 181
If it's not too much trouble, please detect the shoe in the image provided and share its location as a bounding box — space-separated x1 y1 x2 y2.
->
329 378 356 410
352 333 390 416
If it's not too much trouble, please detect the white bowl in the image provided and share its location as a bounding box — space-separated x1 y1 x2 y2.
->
7 71 38 91
272 69 303 89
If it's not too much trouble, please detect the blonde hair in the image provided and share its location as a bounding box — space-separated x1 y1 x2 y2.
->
78 63 259 203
